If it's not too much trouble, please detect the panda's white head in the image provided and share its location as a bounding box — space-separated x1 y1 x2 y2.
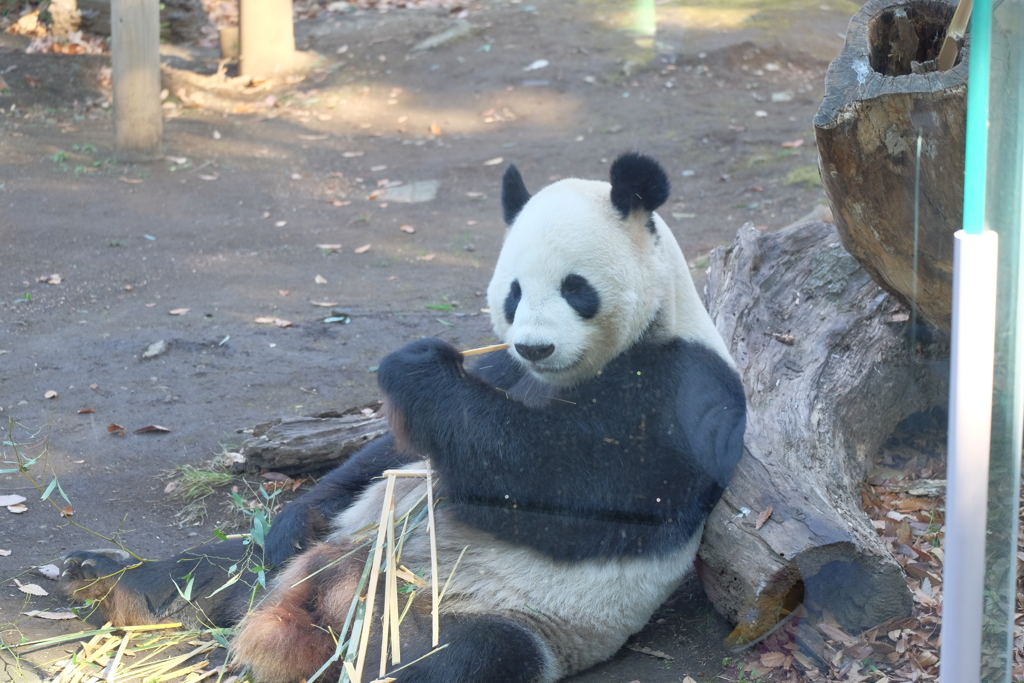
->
486 153 727 387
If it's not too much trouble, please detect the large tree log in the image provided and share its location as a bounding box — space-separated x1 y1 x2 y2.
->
814 0 969 330
697 221 947 647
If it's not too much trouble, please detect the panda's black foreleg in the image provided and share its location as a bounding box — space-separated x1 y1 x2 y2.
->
262 433 416 567
59 539 258 628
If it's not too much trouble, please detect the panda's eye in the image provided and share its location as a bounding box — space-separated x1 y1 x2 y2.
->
561 274 599 319
504 279 521 324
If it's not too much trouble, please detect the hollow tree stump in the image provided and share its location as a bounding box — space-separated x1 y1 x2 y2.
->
814 0 969 330
697 221 947 647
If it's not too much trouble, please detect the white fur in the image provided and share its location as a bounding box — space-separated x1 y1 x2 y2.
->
487 178 732 387
330 463 701 682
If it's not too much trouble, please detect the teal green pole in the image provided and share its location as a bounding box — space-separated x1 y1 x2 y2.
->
962 0 992 236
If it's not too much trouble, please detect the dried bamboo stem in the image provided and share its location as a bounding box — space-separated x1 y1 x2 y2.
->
386 498 401 667
353 474 397 683
425 469 440 647
106 632 132 683
461 343 509 357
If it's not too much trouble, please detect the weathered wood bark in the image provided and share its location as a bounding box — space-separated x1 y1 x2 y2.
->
814 0 969 330
233 403 388 476
697 221 948 647
112 0 163 161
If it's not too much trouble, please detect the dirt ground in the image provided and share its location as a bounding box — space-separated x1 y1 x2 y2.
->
0 0 857 679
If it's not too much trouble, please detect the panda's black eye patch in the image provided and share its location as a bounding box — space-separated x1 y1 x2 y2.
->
504 279 522 324
561 274 599 319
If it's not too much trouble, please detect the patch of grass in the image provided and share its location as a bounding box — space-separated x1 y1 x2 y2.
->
166 463 234 527
785 164 821 188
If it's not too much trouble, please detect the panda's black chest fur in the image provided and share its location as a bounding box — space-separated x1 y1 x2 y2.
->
444 337 744 562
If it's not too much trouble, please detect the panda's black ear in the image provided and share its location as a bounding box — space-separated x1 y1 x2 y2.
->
609 152 670 220
502 164 532 225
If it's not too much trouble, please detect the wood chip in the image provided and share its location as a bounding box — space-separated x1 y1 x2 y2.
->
755 504 773 530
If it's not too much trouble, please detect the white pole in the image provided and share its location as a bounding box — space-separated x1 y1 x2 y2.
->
939 229 999 683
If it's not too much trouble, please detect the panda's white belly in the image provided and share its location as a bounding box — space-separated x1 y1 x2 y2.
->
329 465 701 678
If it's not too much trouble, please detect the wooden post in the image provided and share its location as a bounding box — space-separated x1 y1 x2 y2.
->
239 0 298 79
111 0 162 162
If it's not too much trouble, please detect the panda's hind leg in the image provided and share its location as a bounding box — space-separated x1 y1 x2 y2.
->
396 613 552 683
231 543 366 683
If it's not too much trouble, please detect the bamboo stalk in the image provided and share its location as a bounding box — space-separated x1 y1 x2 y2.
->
353 473 397 683
461 343 509 357
106 632 132 683
936 0 973 70
386 497 401 668
425 469 440 647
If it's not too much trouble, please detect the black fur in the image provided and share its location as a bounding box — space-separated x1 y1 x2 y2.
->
376 334 745 561
503 279 522 324
502 165 532 225
560 274 600 319
396 614 546 683
609 152 671 224
262 434 416 566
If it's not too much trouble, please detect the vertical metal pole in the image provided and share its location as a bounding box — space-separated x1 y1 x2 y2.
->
111 0 162 162
939 229 999 683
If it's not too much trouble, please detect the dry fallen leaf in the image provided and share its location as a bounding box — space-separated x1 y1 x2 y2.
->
107 423 127 436
330 200 352 207
342 151 364 158
274 319 292 328
77 408 96 414
755 504 773 530
36 564 60 580
275 220 288 227
134 425 171 434
311 301 339 307
279 290 290 297
24 74 40 88
60 506 74 517
44 390 58 399
119 177 144 184
430 122 442 135
15 580 48 596
168 308 190 316
7 504 27 513
399 224 415 233
418 254 436 261
37 273 62 284
354 243 372 254
21 610 77 620
198 173 219 181
261 472 293 483
315 274 328 285
0 495 27 507
683 677 698 683
760 651 786 668
317 244 343 252
0 549 10 557
781 139 805 148
483 157 504 166
164 481 178 494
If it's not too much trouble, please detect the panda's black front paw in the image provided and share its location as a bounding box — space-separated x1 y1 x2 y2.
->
377 338 464 397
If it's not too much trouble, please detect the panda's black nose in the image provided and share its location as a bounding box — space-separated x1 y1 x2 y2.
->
515 343 555 361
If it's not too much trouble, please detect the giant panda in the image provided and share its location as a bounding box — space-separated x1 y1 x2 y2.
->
60 152 746 683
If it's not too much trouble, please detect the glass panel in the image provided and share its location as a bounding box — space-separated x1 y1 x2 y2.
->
981 0 1024 679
